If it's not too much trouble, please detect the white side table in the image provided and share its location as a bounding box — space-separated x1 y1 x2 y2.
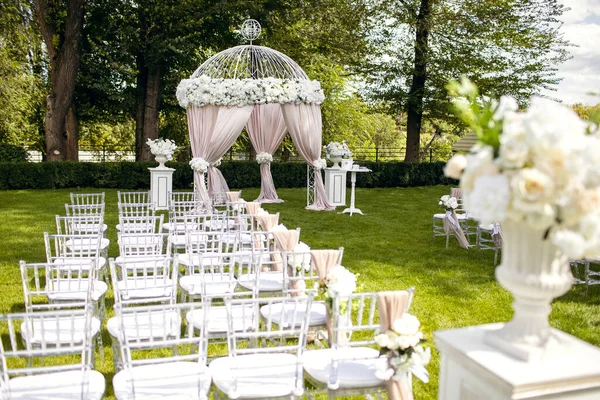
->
342 167 371 216
324 168 347 206
435 323 600 400
149 167 175 210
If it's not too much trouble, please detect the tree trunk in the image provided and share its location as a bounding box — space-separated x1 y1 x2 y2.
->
65 105 79 161
35 0 85 161
137 67 161 162
135 58 148 161
404 0 431 163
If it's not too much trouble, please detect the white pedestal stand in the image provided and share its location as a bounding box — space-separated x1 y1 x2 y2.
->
149 167 174 210
324 168 347 207
435 323 600 400
342 167 371 216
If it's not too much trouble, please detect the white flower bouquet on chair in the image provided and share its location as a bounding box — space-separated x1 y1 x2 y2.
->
324 141 352 168
255 152 273 164
147 138 177 168
444 77 600 361
374 313 431 384
438 195 458 211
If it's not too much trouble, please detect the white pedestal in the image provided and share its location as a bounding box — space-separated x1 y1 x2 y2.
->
324 168 347 207
149 167 174 210
435 323 600 400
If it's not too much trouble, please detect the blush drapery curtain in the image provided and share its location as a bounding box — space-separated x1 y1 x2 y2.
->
281 103 334 211
378 291 413 400
246 104 287 203
187 105 254 201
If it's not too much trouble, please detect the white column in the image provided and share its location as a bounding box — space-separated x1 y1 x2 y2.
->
149 167 175 210
435 323 600 400
324 168 347 207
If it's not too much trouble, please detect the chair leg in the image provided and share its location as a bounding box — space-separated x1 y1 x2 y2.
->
445 234 450 249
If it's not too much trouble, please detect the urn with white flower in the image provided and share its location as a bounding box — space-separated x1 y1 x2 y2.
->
445 78 600 361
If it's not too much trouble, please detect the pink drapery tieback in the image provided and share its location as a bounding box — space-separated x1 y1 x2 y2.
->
443 210 470 248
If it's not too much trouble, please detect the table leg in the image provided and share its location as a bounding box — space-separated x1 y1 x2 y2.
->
342 171 363 216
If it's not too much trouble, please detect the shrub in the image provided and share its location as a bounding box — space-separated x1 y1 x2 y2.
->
0 161 451 190
0 144 29 162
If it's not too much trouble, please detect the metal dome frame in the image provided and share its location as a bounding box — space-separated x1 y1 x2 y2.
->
191 45 310 80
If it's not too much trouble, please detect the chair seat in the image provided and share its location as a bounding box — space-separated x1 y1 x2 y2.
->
187 305 255 334
116 223 155 233
5 369 105 399
21 316 101 345
237 272 284 292
210 353 299 398
162 222 197 232
303 347 387 389
47 279 108 302
260 301 327 327
113 361 210 400
116 278 174 299
66 238 110 251
169 234 187 247
72 222 108 233
52 257 106 269
107 310 181 339
115 256 168 268
433 213 468 220
180 274 237 296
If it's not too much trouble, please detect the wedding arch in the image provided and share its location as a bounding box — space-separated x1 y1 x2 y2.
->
176 20 333 211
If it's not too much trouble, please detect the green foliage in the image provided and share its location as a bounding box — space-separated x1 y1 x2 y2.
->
0 161 452 190
0 144 29 162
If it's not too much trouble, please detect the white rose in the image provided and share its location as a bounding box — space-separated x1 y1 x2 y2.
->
375 368 394 381
444 154 467 179
460 146 499 191
500 133 529 169
394 333 422 350
552 230 586 259
580 214 600 240
511 168 553 205
374 333 390 348
464 174 510 225
493 95 518 121
392 313 420 336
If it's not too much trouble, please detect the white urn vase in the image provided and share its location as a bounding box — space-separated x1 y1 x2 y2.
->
154 154 168 168
329 156 343 169
485 220 573 361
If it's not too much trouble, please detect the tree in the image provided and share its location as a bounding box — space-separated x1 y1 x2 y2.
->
366 0 571 162
34 0 86 161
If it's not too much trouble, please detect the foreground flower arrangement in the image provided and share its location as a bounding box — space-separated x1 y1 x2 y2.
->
146 138 177 160
444 78 600 260
176 75 325 108
375 313 431 384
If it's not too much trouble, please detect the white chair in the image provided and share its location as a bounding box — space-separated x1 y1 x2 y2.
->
209 294 314 399
432 212 469 248
70 192 105 206
20 260 107 320
169 190 197 206
118 202 156 218
476 223 502 265
64 203 105 217
303 289 415 398
118 190 150 205
116 214 164 234
55 215 110 258
0 307 106 399
117 232 170 262
44 232 107 281
112 302 211 400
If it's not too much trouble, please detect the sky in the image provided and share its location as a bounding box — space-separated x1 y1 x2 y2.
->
546 0 600 105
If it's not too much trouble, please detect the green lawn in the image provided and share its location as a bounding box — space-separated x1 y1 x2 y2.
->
0 186 599 399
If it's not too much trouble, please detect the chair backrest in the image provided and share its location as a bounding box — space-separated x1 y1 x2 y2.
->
114 301 210 395
118 232 170 258
282 247 344 297
223 294 314 398
118 214 164 234
44 232 102 263
117 202 156 218
109 256 178 306
56 215 105 236
118 190 150 205
20 260 95 312
64 203 105 217
330 289 415 349
0 307 96 383
70 192 105 206
168 191 197 206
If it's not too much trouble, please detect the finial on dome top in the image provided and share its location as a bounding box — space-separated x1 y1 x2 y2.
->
240 19 261 43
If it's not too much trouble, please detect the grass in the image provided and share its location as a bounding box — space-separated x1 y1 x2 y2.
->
0 186 599 399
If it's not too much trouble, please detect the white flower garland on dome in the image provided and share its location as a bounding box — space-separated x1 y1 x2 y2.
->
256 152 273 164
189 157 210 173
176 75 325 108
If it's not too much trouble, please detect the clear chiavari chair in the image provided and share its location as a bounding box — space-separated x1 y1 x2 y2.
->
70 192 105 207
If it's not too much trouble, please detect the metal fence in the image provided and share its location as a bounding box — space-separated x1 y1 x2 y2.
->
28 145 450 163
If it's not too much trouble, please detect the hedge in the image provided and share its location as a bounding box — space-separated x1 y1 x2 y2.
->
0 144 29 162
0 161 452 190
